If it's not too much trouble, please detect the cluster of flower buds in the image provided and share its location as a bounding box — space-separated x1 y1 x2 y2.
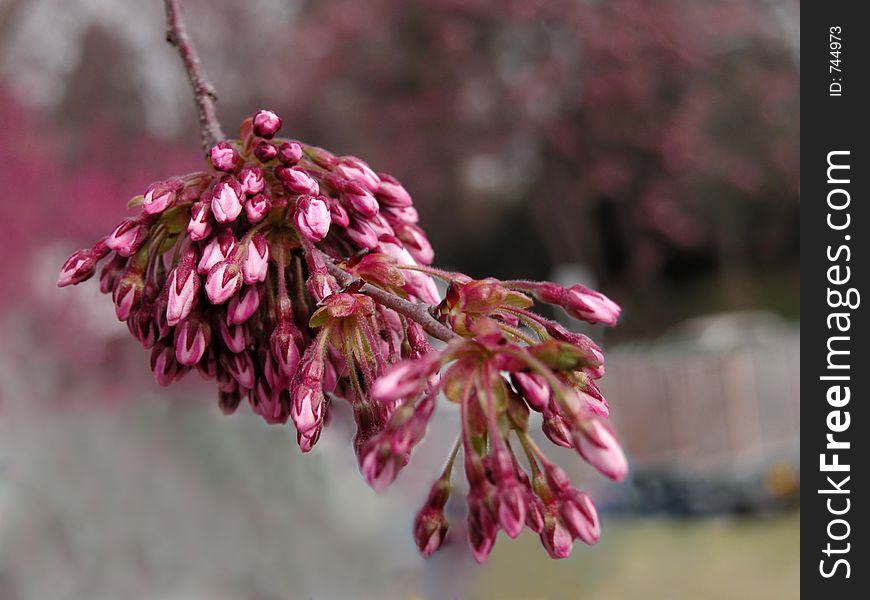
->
58 109 436 426
375 298 626 561
58 109 625 562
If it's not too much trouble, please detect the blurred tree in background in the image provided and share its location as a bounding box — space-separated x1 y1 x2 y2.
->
1 0 799 337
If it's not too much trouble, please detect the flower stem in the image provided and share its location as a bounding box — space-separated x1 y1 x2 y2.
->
164 0 226 153
314 248 459 343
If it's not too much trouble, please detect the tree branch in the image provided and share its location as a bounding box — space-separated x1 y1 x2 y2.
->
164 0 225 153
315 249 459 343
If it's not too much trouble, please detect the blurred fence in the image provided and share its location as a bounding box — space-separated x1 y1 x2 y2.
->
601 312 800 514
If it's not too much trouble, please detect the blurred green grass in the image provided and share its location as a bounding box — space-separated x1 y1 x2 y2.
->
473 513 799 600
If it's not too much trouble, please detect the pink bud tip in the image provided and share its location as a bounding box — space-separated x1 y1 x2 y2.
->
278 141 303 165
105 218 149 257
334 156 380 192
142 179 181 215
187 201 213 241
205 261 243 305
166 265 200 326
242 234 270 284
253 141 278 162
574 418 629 481
244 192 271 223
511 372 551 412
563 284 621 326
238 167 265 195
252 109 282 138
376 174 414 208
211 176 244 223
293 195 331 242
342 181 380 219
413 507 448 557
275 165 320 196
174 318 210 366
540 516 574 559
227 285 261 325
209 141 240 172
57 249 98 287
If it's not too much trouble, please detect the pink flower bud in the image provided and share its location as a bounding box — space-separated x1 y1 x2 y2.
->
559 489 600 545
496 481 527 539
278 141 303 165
382 204 419 224
341 181 380 218
325 196 350 227
394 222 434 265
291 384 325 435
112 269 144 321
297 426 321 453
375 174 413 208
467 494 498 563
540 510 574 559
197 347 217 380
511 372 550 412
253 140 278 162
307 145 337 169
293 195 331 242
413 506 448 557
227 285 261 324
142 178 182 214
275 166 320 195
252 380 288 425
105 218 149 257
197 229 236 274
306 272 338 303
205 260 243 305
335 156 380 192
242 233 270 284
187 200 213 241
150 342 184 386
578 382 609 417
368 213 395 238
238 167 265 195
344 217 379 250
218 388 242 415
542 411 573 448
57 248 99 287
127 303 159 348
379 239 440 303
166 263 200 326
211 176 244 223
209 141 240 172
221 350 255 389
563 284 621 326
218 320 248 353
244 192 271 223
517 471 544 533
359 436 408 492
174 317 211 365
371 353 440 403
271 322 301 378
252 109 282 138
573 418 629 481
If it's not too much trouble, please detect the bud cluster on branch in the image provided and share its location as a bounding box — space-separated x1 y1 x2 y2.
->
58 108 625 562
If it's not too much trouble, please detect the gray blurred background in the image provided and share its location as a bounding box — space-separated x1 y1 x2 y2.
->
1 0 799 598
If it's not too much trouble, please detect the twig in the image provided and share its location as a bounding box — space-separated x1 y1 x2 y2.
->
164 0 226 152
315 249 459 343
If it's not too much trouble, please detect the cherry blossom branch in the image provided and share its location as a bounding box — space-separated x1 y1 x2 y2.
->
163 3 457 343
164 0 225 152
315 249 459 343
